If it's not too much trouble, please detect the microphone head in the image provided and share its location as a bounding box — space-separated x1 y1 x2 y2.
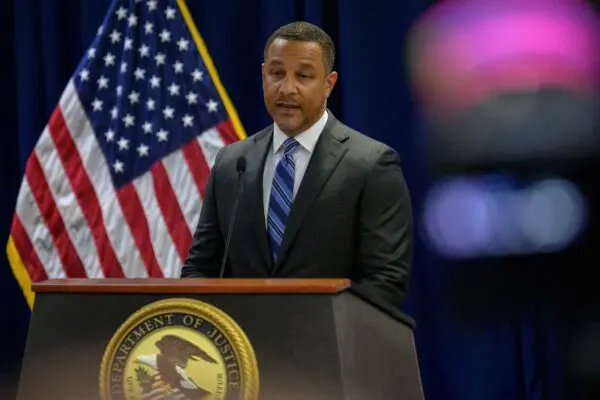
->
236 156 247 173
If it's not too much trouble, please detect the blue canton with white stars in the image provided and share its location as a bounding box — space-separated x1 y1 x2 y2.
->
73 0 229 189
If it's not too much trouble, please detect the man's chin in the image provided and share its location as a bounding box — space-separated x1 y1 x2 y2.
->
274 119 302 136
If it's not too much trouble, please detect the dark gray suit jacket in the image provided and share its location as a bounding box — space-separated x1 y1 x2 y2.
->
181 112 413 305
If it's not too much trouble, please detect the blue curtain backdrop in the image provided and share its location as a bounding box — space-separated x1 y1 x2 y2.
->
0 0 562 399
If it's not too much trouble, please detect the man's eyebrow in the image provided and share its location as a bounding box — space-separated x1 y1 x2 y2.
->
299 62 316 70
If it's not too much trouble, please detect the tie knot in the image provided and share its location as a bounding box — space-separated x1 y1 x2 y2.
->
283 138 300 156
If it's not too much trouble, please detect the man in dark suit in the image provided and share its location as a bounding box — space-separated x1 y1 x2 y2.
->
182 21 413 306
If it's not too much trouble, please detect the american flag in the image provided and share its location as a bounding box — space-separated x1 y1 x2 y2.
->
6 0 244 307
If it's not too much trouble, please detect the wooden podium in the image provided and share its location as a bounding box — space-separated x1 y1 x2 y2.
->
17 279 423 400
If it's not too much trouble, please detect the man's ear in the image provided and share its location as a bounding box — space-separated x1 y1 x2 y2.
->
325 71 338 98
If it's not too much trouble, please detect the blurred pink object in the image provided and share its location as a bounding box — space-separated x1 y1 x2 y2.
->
407 0 600 117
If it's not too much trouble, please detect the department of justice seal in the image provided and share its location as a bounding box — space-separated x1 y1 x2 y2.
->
99 298 259 400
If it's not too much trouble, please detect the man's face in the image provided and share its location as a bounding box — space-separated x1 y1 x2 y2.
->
262 38 338 136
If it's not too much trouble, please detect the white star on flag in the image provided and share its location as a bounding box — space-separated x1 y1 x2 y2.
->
206 99 219 112
137 143 150 157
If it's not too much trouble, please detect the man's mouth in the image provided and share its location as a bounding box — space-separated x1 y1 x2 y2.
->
276 102 300 109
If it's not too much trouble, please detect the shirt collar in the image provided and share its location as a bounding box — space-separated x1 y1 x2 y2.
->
273 110 328 154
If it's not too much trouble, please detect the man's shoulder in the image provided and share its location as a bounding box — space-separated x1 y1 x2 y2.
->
216 125 271 163
334 120 397 161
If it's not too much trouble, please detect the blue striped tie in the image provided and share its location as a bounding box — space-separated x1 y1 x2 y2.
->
267 137 300 262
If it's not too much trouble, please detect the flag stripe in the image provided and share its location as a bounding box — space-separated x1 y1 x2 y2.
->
47 108 126 278
6 236 36 309
60 80 147 278
161 144 202 234
132 172 182 276
33 128 104 279
216 119 240 145
198 125 228 169
25 154 88 278
15 179 67 279
116 184 164 277
10 216 48 282
151 161 192 265
182 137 211 198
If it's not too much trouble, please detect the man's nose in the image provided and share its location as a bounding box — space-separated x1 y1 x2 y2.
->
279 77 297 94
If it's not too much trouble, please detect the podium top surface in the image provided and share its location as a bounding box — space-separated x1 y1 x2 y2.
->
31 278 351 294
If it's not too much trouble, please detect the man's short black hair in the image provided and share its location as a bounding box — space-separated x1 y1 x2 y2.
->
264 21 335 73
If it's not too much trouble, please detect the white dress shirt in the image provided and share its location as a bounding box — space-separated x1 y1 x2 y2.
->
263 110 328 223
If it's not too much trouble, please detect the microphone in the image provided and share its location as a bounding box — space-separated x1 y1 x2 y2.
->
219 156 247 278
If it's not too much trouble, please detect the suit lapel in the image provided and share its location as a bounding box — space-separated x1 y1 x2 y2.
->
244 128 273 273
273 116 349 273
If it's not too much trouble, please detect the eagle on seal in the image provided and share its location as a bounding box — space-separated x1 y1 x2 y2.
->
134 334 219 399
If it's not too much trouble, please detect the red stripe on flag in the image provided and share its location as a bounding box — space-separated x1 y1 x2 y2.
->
151 162 192 263
25 154 88 278
47 108 125 278
216 119 239 145
10 215 48 282
180 138 210 198
116 185 164 277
